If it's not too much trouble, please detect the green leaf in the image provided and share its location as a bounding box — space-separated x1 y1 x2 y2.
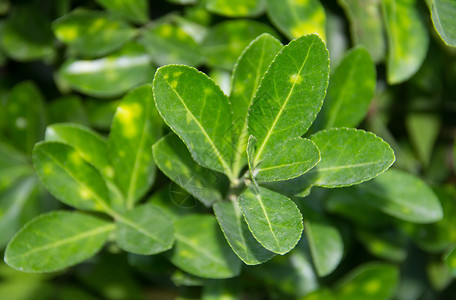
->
230 34 283 175
253 138 321 182
153 134 223 207
0 141 33 191
338 0 385 63
202 279 241 300
58 42 154 98
115 203 174 255
206 0 265 17
350 169 443 223
153 65 235 180
266 0 326 40
382 0 429 84
4 81 46 154
213 201 275 265
33 142 111 212
52 9 137 57
238 186 303 254
405 113 440 167
167 0 197 4
316 47 376 129
0 3 54 61
356 229 407 262
109 85 161 208
202 20 278 70
94 0 148 24
140 22 204 66
5 211 114 272
299 201 343 277
170 214 242 279
47 96 88 125
0 176 38 247
429 0 456 47
297 128 395 191
445 246 456 277
248 34 329 165
45 123 111 179
334 263 399 300
85 99 120 130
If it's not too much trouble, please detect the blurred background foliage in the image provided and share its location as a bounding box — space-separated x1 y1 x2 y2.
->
0 0 455 299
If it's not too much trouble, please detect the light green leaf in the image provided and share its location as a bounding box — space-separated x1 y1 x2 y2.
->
230 34 283 176
405 113 440 167
170 214 242 279
33 142 111 212
316 47 376 129
140 22 203 66
4 81 46 154
294 128 395 191
94 0 148 24
153 134 223 207
0 176 38 247
351 169 443 223
382 0 429 84
5 211 114 272
206 0 265 17
53 9 137 57
300 201 343 277
248 34 329 164
58 42 154 98
254 138 320 182
109 85 161 208
213 201 275 265
45 123 111 179
0 3 54 61
334 263 399 300
239 186 303 254
153 65 235 180
338 0 385 63
266 0 326 40
429 0 456 47
115 203 174 255
202 20 278 70
48 96 88 125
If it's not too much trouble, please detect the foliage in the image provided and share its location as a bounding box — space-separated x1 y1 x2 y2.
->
0 0 455 299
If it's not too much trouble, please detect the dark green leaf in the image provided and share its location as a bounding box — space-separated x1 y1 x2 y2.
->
405 113 440 167
47 96 88 125
5 211 114 272
94 0 148 24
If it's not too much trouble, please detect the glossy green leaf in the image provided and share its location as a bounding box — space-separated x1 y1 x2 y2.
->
33 142 111 212
0 3 54 61
297 128 395 191
239 186 303 254
115 203 174 255
5 211 114 272
334 263 399 300
300 201 343 277
429 0 456 47
4 81 46 154
45 123 111 178
153 134 223 207
382 0 429 84
59 42 154 98
47 96 88 125
214 201 275 265
351 169 443 223
153 65 235 180
53 9 137 57
230 34 283 176
140 22 203 66
248 34 330 164
94 0 148 24
202 20 278 70
253 138 321 182
316 47 376 129
338 0 385 62
405 113 440 167
266 0 326 40
170 214 242 279
206 0 265 17
109 85 161 208
0 176 38 247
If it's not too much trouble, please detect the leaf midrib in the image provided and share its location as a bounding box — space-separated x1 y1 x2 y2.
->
253 191 280 250
174 232 226 265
